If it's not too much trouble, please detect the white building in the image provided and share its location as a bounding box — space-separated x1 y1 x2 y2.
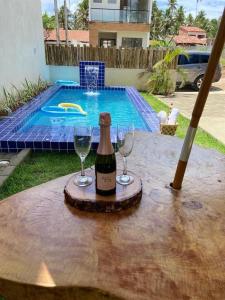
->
0 0 48 96
89 0 153 48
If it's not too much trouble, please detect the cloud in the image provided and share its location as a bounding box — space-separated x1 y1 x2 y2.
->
157 0 224 19
41 0 224 18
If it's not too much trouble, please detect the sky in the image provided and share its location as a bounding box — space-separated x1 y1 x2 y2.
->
41 0 224 19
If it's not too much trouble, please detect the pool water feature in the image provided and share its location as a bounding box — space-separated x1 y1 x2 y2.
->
85 65 99 95
0 85 159 152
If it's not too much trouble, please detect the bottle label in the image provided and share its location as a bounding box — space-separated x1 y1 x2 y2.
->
96 171 116 191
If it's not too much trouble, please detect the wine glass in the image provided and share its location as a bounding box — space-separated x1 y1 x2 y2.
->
74 126 93 186
116 124 134 185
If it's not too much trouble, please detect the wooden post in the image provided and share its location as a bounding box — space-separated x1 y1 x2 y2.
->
172 8 225 190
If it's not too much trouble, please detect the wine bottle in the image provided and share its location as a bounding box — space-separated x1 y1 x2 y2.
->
95 113 116 196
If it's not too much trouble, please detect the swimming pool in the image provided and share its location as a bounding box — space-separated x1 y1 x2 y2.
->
0 85 159 152
20 88 148 131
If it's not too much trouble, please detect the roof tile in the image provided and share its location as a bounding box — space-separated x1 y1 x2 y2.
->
179 26 206 33
173 35 206 45
46 29 89 42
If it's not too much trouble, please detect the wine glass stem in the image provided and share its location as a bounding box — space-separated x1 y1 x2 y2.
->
80 158 85 176
123 156 127 175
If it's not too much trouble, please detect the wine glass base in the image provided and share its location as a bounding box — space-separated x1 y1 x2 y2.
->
74 175 93 187
116 174 134 185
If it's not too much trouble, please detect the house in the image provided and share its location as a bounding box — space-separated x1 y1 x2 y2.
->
179 26 206 39
173 26 207 46
88 0 153 48
173 35 206 46
45 29 89 46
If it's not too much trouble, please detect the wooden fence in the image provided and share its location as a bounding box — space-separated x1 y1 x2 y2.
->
45 44 177 69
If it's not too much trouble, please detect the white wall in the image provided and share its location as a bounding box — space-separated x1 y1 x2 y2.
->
49 66 80 83
0 0 48 97
48 66 149 91
117 31 150 48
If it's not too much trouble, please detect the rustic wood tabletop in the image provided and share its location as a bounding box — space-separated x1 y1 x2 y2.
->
0 132 225 300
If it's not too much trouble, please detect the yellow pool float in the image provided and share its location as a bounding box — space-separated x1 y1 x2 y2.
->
58 103 87 115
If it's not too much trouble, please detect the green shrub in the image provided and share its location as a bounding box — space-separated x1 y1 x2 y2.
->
0 77 49 115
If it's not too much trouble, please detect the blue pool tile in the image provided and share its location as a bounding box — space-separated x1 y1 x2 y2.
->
0 141 8 148
51 142 59 150
68 142 74 150
16 141 25 149
25 141 34 148
0 84 159 152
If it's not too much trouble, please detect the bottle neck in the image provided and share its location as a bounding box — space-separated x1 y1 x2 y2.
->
97 125 114 155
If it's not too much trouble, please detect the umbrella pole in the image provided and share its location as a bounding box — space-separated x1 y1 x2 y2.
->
172 8 225 190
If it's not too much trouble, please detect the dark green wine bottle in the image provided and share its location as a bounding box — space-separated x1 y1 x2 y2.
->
95 113 116 196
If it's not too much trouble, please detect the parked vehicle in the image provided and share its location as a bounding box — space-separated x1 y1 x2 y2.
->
177 51 222 91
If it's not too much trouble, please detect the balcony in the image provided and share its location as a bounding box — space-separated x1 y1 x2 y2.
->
90 8 150 24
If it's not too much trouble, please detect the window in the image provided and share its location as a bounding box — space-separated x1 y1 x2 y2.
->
178 55 189 65
200 54 209 63
188 54 200 64
122 37 142 48
108 0 117 3
100 39 116 47
178 54 200 65
93 0 102 3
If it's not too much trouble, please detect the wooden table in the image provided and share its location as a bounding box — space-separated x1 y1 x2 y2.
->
0 132 225 300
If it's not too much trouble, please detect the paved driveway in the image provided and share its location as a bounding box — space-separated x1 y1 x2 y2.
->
159 77 225 145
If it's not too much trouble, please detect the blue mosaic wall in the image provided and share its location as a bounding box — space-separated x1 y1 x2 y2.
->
79 61 105 88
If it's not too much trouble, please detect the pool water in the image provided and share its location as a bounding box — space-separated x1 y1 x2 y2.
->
20 89 148 131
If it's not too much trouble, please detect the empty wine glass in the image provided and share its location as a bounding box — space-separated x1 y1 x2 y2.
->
116 124 134 185
74 126 93 186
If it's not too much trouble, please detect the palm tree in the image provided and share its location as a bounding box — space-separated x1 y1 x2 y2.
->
54 0 60 45
147 47 188 95
42 13 55 40
168 0 177 14
195 0 202 17
186 13 194 26
175 6 185 33
74 0 89 30
64 0 68 45
151 0 164 40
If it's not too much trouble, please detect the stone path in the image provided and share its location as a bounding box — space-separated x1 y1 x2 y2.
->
0 149 31 187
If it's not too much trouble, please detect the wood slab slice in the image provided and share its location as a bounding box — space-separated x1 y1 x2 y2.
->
64 169 142 212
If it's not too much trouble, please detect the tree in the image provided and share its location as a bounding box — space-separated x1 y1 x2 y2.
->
207 18 218 38
175 6 185 33
74 0 89 30
151 0 164 40
42 13 55 39
186 13 194 25
163 0 178 36
168 0 177 14
150 1 220 41
194 10 209 31
58 4 74 29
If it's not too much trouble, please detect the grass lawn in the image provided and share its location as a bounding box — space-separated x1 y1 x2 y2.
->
0 93 224 200
142 93 225 155
0 152 95 200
